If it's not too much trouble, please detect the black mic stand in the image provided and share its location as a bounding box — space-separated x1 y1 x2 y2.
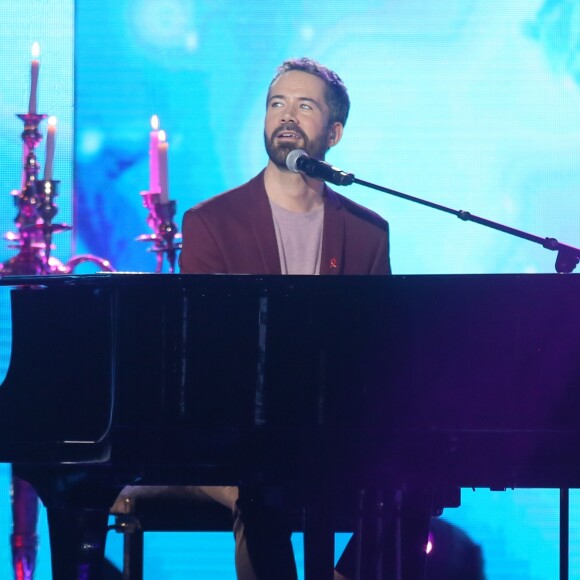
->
330 171 579 579
348 176 580 274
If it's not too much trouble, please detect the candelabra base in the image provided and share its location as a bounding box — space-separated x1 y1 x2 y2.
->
138 192 182 273
0 254 116 277
11 535 38 580
11 475 39 580
0 252 45 276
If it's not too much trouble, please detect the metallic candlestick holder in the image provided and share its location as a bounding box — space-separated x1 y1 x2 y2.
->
1 114 110 277
3 179 73 276
1 114 72 276
136 191 182 273
18 112 46 195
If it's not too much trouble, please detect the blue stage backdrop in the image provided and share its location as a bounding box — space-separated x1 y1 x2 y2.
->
0 0 577 578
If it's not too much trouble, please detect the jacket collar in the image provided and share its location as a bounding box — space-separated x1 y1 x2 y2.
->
320 185 345 275
247 170 346 275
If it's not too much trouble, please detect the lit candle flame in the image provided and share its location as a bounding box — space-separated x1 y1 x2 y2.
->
31 41 40 59
158 129 166 142
48 115 57 128
151 114 159 131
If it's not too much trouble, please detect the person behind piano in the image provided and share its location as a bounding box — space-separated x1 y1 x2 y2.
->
179 57 394 579
179 57 390 277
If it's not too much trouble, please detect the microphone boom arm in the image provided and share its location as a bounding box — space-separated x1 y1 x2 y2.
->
351 176 580 274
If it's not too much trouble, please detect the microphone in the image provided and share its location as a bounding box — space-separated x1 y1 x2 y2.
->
286 149 355 186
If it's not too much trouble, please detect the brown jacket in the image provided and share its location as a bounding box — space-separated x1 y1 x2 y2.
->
179 170 390 275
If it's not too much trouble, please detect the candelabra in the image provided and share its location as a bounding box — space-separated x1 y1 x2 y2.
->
0 114 65 275
1 114 115 276
3 112 115 580
136 191 181 273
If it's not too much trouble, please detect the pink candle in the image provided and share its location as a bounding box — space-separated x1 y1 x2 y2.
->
149 115 160 193
157 130 169 203
44 116 57 180
29 42 40 115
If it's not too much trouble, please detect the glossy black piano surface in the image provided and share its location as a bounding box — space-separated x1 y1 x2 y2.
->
0 273 578 579
0 272 577 490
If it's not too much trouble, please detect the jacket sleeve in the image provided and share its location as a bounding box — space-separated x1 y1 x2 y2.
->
179 208 227 274
369 221 391 275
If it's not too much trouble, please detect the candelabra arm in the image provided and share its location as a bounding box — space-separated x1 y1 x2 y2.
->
64 255 116 274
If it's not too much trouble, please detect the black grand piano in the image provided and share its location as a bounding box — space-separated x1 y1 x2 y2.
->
0 273 579 579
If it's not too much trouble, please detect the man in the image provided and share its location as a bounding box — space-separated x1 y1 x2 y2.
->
179 58 391 579
179 57 390 277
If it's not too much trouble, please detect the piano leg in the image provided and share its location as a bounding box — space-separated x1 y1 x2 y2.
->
354 488 385 580
235 486 299 580
303 502 335 580
392 489 431 580
45 506 109 580
560 488 569 580
336 488 431 580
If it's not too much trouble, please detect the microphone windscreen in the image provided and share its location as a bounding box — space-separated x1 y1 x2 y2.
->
286 149 307 173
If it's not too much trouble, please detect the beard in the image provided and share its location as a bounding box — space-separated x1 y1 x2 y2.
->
264 123 330 170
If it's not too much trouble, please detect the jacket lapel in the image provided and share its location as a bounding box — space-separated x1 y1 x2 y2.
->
320 187 345 275
247 171 282 274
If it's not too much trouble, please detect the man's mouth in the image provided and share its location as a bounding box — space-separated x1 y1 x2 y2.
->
274 124 305 141
276 131 301 140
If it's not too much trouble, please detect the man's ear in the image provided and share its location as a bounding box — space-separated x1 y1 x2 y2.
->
327 122 344 148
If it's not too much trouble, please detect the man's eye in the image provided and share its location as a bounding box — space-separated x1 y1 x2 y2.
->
271 101 283 108
300 104 312 110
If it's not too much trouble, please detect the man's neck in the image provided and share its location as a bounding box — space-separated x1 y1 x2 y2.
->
264 160 325 213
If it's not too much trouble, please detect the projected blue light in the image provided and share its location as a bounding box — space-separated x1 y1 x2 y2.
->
0 1 577 579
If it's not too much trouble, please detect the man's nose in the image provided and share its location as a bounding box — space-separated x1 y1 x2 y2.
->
281 104 298 124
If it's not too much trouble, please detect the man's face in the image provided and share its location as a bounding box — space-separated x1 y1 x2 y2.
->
264 70 340 169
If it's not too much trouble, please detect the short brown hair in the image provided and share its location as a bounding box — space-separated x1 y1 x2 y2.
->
269 57 350 126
